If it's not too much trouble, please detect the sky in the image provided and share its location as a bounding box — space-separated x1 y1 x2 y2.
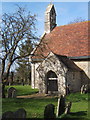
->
1 1 88 37
0 1 89 71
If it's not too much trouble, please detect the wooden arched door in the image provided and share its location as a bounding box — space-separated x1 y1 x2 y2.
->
46 71 58 93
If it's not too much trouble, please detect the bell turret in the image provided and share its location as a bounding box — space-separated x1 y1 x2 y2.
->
44 4 57 33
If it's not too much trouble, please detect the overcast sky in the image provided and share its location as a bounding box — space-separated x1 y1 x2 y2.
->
1 2 88 37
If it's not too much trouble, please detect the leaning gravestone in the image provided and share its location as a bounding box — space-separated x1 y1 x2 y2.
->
44 104 56 119
14 108 26 118
2 111 14 119
7 87 17 98
56 95 66 117
81 85 85 94
81 85 88 94
65 102 72 114
84 84 88 93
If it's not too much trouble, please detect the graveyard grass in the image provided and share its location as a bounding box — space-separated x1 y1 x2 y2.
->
2 85 90 119
5 85 39 96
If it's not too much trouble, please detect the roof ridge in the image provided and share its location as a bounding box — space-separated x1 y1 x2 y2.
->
56 21 88 28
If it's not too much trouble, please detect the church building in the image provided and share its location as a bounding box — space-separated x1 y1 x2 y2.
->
30 4 90 95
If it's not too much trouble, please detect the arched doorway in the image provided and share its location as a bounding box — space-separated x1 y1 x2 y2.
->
46 71 58 94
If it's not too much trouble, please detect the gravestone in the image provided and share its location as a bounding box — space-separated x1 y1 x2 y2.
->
65 102 72 114
2 108 26 119
7 87 17 98
84 84 88 93
44 104 56 119
14 108 26 118
81 85 88 94
12 89 17 98
81 85 85 94
2 111 14 119
56 95 66 117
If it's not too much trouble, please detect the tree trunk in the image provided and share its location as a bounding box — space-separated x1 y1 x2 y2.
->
1 59 6 98
1 59 5 79
2 84 5 98
6 62 12 82
2 60 12 98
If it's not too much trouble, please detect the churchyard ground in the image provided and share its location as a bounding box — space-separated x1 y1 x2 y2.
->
2 85 90 119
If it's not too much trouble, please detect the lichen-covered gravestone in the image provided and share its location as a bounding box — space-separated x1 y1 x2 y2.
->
81 85 85 94
7 87 17 98
2 108 26 119
2 111 14 119
44 104 56 119
81 85 88 94
65 102 72 114
14 108 26 118
56 95 66 117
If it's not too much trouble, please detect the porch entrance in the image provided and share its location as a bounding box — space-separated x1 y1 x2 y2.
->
46 71 58 93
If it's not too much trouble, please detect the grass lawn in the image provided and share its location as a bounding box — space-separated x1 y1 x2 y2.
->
2 97 58 118
2 85 90 119
5 85 39 96
60 93 89 120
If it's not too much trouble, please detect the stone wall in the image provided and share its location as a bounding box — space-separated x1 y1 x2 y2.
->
45 4 56 33
66 71 81 92
31 62 40 89
74 61 90 84
34 63 41 88
74 61 90 78
37 53 68 95
31 53 87 95
31 63 35 89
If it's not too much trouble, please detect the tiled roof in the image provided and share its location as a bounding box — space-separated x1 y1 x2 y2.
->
32 21 90 60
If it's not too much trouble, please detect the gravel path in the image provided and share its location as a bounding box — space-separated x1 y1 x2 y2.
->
17 93 58 99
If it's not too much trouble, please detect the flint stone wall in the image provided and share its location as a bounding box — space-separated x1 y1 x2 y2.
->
37 53 67 95
31 53 83 95
37 55 81 95
66 71 81 92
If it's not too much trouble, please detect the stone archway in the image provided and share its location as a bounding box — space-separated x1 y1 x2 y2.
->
45 70 58 94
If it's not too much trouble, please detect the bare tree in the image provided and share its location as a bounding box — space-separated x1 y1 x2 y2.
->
0 6 38 97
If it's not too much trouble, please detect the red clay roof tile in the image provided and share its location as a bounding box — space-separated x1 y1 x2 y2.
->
32 21 89 59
